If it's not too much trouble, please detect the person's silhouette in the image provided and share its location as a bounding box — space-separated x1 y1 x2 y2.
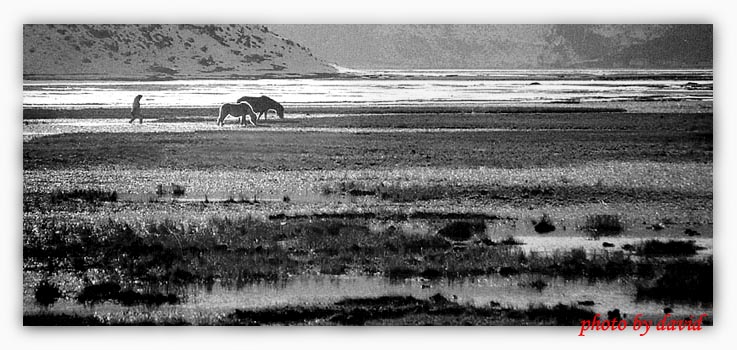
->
128 95 144 124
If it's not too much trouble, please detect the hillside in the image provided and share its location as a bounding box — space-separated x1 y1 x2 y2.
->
269 24 713 69
23 24 337 80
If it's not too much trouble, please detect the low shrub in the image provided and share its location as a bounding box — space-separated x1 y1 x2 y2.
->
582 214 624 238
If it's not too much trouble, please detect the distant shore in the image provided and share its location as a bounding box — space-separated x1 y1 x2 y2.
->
22 69 713 82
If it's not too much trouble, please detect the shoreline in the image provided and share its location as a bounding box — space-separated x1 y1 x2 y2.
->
22 69 713 82
22 101 714 119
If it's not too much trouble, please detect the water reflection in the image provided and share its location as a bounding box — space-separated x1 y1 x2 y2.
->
23 69 712 109
184 274 711 318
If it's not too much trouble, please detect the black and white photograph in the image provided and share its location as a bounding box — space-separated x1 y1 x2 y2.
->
8 1 733 347
20 22 714 328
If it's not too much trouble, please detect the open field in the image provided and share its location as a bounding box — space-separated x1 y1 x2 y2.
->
22 108 713 326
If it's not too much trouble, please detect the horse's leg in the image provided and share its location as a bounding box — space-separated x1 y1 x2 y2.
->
218 113 231 126
246 112 257 126
217 107 225 126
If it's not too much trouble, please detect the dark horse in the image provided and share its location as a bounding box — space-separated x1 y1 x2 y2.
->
236 95 284 120
217 102 258 126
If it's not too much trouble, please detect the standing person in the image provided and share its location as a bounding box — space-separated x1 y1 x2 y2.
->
128 94 144 124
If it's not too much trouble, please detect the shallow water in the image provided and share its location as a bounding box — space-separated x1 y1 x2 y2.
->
27 274 712 322
23 69 712 109
185 274 711 318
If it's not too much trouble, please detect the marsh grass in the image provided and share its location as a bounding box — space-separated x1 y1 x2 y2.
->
516 303 597 325
50 188 117 203
321 181 375 196
172 184 186 196
77 281 180 307
636 239 703 256
636 258 712 303
24 214 711 306
437 221 486 241
156 183 186 197
24 314 104 326
519 276 549 292
525 248 639 281
23 296 598 325
34 280 62 309
321 181 451 202
227 295 596 326
582 214 625 239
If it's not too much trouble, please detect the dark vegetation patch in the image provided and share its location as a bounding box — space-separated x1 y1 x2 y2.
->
23 313 189 326
513 303 596 325
227 295 595 326
24 214 688 299
50 188 117 203
24 314 104 326
636 239 704 256
268 211 501 222
155 183 186 197
582 214 625 239
437 221 486 241
322 181 458 203
519 277 549 292
636 258 712 304
533 214 556 233
316 180 710 207
77 281 180 307
34 280 62 308
23 295 596 326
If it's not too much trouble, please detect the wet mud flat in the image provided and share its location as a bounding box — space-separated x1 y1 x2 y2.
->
22 109 712 325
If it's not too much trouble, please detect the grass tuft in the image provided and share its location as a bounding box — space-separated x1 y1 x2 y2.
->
35 280 62 308
533 214 556 234
582 214 624 239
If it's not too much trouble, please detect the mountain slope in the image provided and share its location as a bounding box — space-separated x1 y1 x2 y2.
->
23 24 337 80
268 24 712 69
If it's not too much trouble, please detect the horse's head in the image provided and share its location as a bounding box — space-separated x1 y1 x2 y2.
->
277 105 285 118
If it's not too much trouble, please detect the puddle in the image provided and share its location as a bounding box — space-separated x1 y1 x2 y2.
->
28 274 712 321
